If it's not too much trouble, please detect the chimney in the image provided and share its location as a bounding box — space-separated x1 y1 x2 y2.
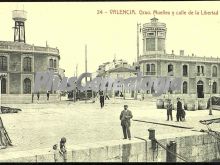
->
172 50 174 54
180 50 184 56
192 53 194 56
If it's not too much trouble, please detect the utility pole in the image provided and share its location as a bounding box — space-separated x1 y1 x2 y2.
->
85 44 87 103
209 80 213 115
137 22 141 63
135 23 141 100
76 64 78 78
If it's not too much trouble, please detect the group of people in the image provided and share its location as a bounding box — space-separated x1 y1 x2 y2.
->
166 97 186 122
52 137 67 162
32 91 50 101
119 97 187 141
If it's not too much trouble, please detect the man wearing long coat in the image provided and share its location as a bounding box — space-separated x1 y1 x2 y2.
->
176 98 182 122
120 105 133 140
99 91 105 108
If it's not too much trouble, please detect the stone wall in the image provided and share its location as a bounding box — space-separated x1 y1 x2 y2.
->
0 131 219 162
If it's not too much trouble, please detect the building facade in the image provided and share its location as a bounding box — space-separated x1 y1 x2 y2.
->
0 10 61 95
138 17 220 99
97 58 136 79
96 58 136 97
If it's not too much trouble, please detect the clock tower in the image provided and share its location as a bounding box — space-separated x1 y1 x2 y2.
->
142 17 167 55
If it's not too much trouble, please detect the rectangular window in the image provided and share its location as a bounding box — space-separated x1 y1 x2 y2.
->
0 56 7 71
23 57 32 72
54 60 57 68
183 65 188 76
147 32 155 36
49 59 53 68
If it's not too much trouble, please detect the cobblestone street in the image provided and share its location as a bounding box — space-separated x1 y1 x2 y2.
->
1 98 220 153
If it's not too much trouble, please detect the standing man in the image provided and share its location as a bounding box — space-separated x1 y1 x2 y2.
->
120 105 133 140
176 98 182 122
166 99 173 121
37 92 40 101
100 91 105 108
47 91 50 101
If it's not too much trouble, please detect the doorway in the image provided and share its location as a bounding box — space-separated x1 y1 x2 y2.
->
197 80 204 98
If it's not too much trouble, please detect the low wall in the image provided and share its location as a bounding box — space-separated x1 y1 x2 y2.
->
0 131 219 162
1 94 61 104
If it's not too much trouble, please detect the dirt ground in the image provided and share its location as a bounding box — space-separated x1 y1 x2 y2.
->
0 98 220 153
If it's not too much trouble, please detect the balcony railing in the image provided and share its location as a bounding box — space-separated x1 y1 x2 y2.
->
145 71 156 75
0 41 59 55
212 74 217 77
48 67 58 73
196 73 205 76
139 54 220 63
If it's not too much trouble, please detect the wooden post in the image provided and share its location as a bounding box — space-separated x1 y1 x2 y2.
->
166 140 177 162
148 128 156 151
85 45 87 103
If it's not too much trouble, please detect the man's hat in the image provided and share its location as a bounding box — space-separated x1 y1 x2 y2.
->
124 105 128 108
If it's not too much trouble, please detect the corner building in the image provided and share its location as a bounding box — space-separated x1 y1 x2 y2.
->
138 17 220 99
0 10 61 95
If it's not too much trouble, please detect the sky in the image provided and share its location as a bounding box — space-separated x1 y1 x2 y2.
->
0 2 220 77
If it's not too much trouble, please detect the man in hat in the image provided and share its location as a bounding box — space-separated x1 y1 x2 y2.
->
120 105 133 140
166 99 173 121
100 91 105 109
176 98 182 122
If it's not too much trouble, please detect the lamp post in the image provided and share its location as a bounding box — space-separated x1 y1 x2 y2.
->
0 73 7 112
208 79 214 115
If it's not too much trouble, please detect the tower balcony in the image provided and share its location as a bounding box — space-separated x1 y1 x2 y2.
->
48 67 58 73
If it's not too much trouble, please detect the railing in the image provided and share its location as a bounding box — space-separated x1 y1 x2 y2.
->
139 54 220 63
0 41 59 55
143 22 166 27
196 73 205 76
145 71 156 75
48 67 58 73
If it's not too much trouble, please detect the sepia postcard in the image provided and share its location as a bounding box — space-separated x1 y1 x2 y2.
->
0 1 220 163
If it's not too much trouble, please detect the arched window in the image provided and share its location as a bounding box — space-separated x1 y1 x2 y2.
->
23 57 32 72
213 82 217 94
151 64 155 74
183 81 187 94
183 65 188 76
49 59 53 68
212 66 217 77
201 66 204 75
146 64 150 72
23 78 31 94
168 64 173 76
1 78 6 94
54 59 57 68
0 56 7 71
